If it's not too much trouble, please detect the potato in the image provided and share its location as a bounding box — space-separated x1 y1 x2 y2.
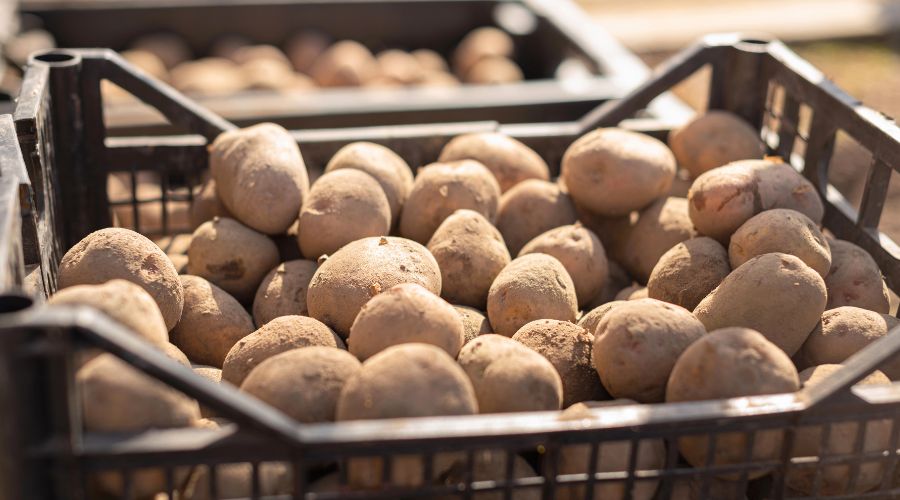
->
400 160 500 243
285 31 330 73
309 40 378 87
694 253 826 356
615 284 647 301
122 49 169 81
438 132 550 193
513 319 605 406
427 209 510 308
464 56 524 84
419 70 460 87
621 197 695 283
49 279 168 347
666 327 799 478
795 307 900 378
79 354 199 497
519 224 608 307
376 49 424 84
192 365 222 418
453 27 514 76
577 300 625 335
58 227 184 330
687 158 824 242
252 259 317 326
593 299 705 403
825 239 890 313
153 233 192 256
221 315 344 386
240 58 298 91
324 141 414 222
786 365 892 495
241 346 360 423
561 128 676 217
454 305 492 343
170 58 248 95
557 401 665 500
297 169 391 259
337 343 478 488
210 34 250 60
730 208 830 277
435 450 539 500
307 236 442 336
6 29 56 67
496 179 578 254
210 122 309 235
412 48 448 72
589 259 633 306
487 254 578 337
668 110 764 178
647 237 730 311
170 275 254 367
189 177 231 229
131 33 191 69
231 44 290 65
575 206 634 265
187 462 292 500
274 220 302 263
163 343 191 366
458 334 562 413
187 217 280 303
348 283 464 360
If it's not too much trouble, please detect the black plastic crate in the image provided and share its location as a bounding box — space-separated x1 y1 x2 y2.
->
2 33 900 499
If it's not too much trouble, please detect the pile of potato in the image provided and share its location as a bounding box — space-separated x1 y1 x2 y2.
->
55 109 899 498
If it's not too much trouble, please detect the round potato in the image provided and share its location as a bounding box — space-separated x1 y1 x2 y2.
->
240 57 298 91
49 279 168 347
593 299 705 403
306 236 442 337
496 179 579 255
348 283 464 360
221 315 344 386
230 44 290 65
209 122 310 235
297 169 391 259
729 208 831 277
163 343 191 366
796 307 900 379
453 27 514 76
241 346 361 423
647 237 730 311
561 128 676 216
376 49 424 84
589 260 633 307
513 319 606 406
324 141 414 222
621 196 695 283
458 334 562 413
189 177 231 229
309 40 378 87
454 305 492 343
131 33 191 69
825 239 890 313
170 275 255 367
438 132 549 193
411 48 448 72
399 160 501 244
577 300 626 335
668 110 764 178
170 58 248 96
192 365 222 418
615 284 647 301
464 56 523 84
187 217 280 303
487 254 578 337
285 31 330 73
58 227 184 330
252 259 317 327
666 327 799 478
427 209 511 308
519 223 608 307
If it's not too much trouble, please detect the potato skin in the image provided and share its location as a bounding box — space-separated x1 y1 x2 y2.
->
187 217 280 303
348 283 464 360
593 299 705 403
427 209 511 308
496 179 579 255
170 275 254 367
306 236 442 337
561 128 676 216
519 224 608 307
252 259 317 327
615 284 647 301
487 254 578 337
647 237 730 311
209 122 309 235
438 132 549 192
241 346 361 423
577 300 626 335
621 196 695 283
453 27 514 76
513 319 606 406
309 40 378 87
221 315 344 386
297 169 391 259
825 239 890 313
324 141 413 222
454 305 492 343
796 307 900 379
729 208 831 277
58 227 184 331
668 110 764 178
666 327 799 478
189 178 231 229
464 56 523 84
399 160 501 244
694 253 826 356
49 279 169 348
